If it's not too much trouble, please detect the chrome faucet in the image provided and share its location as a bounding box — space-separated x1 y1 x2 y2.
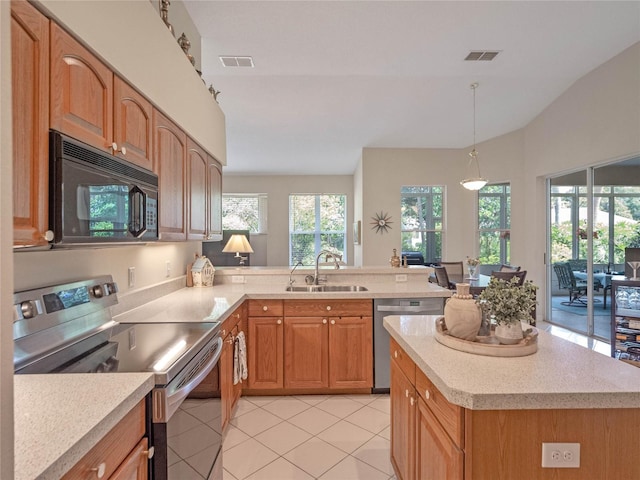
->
289 261 303 286
312 250 341 285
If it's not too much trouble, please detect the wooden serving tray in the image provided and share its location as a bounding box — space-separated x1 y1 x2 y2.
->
434 316 538 357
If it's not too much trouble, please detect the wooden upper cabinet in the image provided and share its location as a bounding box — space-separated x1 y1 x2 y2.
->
153 109 187 241
113 76 153 170
208 157 223 240
11 0 50 247
50 22 113 151
187 138 208 240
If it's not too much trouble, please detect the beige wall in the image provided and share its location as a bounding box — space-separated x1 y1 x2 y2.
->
223 175 355 266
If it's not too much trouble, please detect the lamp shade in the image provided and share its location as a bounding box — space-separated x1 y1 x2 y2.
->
222 234 254 254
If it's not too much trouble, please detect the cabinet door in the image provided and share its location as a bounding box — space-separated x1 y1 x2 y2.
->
208 158 223 240
110 437 149 480
220 332 234 431
153 109 187 241
329 316 373 389
415 397 463 480
186 138 208 240
247 317 283 389
284 317 329 389
390 357 415 480
113 76 153 170
11 0 50 247
50 22 113 150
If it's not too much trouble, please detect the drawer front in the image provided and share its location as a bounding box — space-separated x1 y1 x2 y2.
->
221 304 244 336
389 337 415 384
284 299 372 317
248 299 284 317
62 399 145 479
415 368 464 448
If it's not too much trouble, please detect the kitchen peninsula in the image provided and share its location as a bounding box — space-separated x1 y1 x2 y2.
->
384 315 640 479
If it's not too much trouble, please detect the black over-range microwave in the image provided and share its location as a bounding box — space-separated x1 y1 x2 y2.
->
49 130 159 246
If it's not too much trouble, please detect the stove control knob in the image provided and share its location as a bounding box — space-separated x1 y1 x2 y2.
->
91 285 104 298
18 300 43 320
105 282 119 295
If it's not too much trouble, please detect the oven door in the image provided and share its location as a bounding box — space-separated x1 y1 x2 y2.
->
152 336 223 480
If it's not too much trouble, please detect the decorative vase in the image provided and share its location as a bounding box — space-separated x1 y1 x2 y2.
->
468 264 477 279
444 283 482 341
495 321 524 345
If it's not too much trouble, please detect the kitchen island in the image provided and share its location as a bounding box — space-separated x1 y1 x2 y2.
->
384 315 640 479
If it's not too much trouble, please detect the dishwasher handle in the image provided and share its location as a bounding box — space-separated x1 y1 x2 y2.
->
376 305 441 313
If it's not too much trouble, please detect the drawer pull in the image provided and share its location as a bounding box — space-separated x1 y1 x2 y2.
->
145 446 155 459
330 319 336 325
277 319 282 325
425 389 430 400
91 462 106 479
322 319 327 324
326 305 332 311
263 306 268 311
405 389 409 397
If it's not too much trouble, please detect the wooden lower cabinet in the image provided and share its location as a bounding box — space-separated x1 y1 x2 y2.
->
220 305 246 431
328 315 373 388
62 399 148 480
284 316 329 389
390 355 415 480
247 316 284 389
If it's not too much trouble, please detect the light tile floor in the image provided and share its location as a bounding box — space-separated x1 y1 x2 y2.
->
222 394 396 480
222 323 609 480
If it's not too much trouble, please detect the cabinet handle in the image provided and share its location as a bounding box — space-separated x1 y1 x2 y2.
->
394 350 398 358
90 462 106 478
410 397 415 406
277 319 282 325
322 319 327 324
221 329 226 337
43 230 54 242
144 446 155 459
425 389 430 400
263 306 268 311
326 305 332 311
234 313 240 319
330 319 336 325
405 389 409 398
109 142 127 155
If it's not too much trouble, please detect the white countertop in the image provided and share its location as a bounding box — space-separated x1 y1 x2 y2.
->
14 373 154 480
384 315 640 410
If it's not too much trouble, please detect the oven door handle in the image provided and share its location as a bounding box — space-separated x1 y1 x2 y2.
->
165 337 223 412
376 305 439 313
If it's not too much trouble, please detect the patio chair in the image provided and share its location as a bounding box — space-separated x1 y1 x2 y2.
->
439 261 464 277
553 262 589 306
433 266 454 290
499 264 521 272
490 270 527 285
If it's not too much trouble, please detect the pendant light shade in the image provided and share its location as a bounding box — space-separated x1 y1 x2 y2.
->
461 83 488 191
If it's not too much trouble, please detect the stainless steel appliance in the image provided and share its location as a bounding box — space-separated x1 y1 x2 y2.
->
373 297 444 392
49 130 159 246
13 276 223 480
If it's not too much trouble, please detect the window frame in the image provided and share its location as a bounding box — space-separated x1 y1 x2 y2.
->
477 182 511 266
400 185 444 264
222 193 268 235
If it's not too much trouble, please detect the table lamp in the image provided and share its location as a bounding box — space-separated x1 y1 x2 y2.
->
222 234 253 266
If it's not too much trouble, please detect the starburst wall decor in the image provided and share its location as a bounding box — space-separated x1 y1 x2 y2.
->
371 211 392 234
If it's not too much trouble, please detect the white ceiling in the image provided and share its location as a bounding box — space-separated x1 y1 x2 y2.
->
183 1 640 175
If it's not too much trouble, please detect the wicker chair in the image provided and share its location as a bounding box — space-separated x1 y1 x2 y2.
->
553 262 588 306
490 270 527 285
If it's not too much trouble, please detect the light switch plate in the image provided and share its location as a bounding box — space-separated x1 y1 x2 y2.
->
395 274 408 282
232 275 245 284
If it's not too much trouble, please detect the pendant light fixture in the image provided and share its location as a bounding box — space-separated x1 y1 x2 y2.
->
460 82 488 190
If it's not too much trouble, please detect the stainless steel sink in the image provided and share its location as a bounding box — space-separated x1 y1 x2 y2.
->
285 285 369 292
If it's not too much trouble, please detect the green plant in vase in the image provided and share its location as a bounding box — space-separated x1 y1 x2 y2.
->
476 276 537 344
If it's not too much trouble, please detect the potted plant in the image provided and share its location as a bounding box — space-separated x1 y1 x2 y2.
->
476 276 537 344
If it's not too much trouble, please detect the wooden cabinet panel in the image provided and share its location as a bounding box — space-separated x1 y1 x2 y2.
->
390 356 415 480
328 316 373 388
11 0 50 247
284 299 372 317
284 317 329 389
390 337 415 384
62 400 145 480
187 138 208 240
208 158 223 240
110 437 149 480
50 22 113 150
153 109 187 241
220 331 234 431
416 397 463 480
248 300 284 317
247 317 283 389
113 76 152 170
415 368 464 448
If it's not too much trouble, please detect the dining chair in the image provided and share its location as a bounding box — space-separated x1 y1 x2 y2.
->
433 266 454 290
499 264 521 272
439 261 464 277
553 262 588 306
490 270 527 285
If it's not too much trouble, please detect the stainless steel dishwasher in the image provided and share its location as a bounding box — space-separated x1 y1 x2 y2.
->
373 297 445 392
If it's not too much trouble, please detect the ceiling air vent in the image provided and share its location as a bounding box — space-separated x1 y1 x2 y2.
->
219 56 254 67
464 51 500 61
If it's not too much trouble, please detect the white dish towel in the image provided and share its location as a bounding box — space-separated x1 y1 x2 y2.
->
233 331 248 385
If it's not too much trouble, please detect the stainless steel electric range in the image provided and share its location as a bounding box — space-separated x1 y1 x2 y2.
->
13 275 223 480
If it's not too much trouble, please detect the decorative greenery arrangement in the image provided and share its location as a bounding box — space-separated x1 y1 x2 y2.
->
476 277 537 325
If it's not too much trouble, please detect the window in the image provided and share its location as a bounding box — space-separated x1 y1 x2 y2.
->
222 194 267 234
400 186 443 264
478 183 511 265
289 194 347 265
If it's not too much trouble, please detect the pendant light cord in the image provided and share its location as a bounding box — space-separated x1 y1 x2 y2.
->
470 82 481 177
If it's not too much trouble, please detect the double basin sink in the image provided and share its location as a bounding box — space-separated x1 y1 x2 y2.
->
285 285 369 293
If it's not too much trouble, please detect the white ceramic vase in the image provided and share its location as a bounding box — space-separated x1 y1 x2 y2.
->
495 321 524 345
444 283 482 341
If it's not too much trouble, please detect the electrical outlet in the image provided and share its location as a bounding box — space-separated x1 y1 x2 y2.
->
128 267 136 288
542 443 580 468
166 261 171 277
231 275 245 284
395 274 408 282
